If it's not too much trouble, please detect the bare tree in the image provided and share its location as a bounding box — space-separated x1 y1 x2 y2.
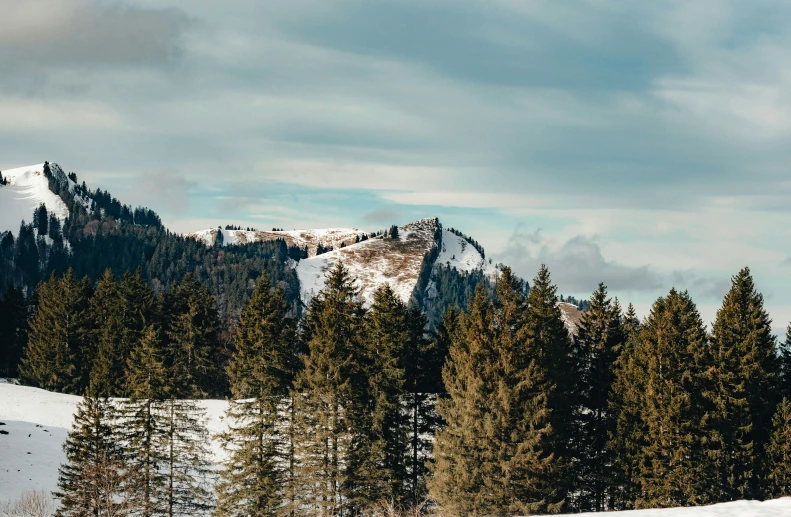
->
0 489 56 517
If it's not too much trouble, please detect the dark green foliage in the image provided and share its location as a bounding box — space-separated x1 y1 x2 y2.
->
0 284 27 378
357 285 411 507
614 289 717 509
55 395 129 517
388 225 399 239
710 267 779 501
89 269 127 397
217 276 299 517
767 398 791 497
430 269 560 516
525 265 575 507
780 324 791 401
571 284 624 512
291 262 366 516
163 273 223 398
20 270 92 393
423 266 489 324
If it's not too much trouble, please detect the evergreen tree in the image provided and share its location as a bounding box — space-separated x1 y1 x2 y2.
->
121 325 169 517
119 270 161 394
767 397 791 497
55 395 129 517
357 285 410 508
90 269 127 397
572 283 624 512
21 270 92 393
216 275 299 517
430 269 559 515
524 264 575 506
779 324 791 401
37 203 49 237
291 263 366 516
614 289 717 509
710 267 778 500
0 284 27 378
163 274 222 398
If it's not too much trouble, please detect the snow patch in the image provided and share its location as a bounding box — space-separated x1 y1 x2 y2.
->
187 227 365 257
0 164 70 235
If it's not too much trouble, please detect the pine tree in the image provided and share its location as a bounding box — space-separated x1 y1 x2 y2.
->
121 325 169 517
779 325 791 401
404 305 439 505
90 269 127 397
55 394 130 517
164 274 222 398
710 267 779 500
524 264 575 507
118 270 161 395
572 283 624 512
608 303 642 510
356 285 410 508
616 289 717 509
430 270 559 515
291 262 366 516
216 275 299 517
21 270 92 393
37 203 49 237
0 284 27 378
767 398 791 497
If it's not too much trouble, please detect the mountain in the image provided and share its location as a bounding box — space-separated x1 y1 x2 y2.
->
0 162 583 331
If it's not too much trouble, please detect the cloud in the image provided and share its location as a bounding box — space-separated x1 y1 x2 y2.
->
362 207 402 225
0 0 187 68
500 226 664 294
129 171 196 215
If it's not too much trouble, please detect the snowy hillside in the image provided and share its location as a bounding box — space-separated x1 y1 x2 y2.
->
297 218 441 307
2 383 791 515
0 164 70 235
188 226 365 257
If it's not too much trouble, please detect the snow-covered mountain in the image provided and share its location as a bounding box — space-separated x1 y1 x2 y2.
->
187 226 365 257
2 382 790 514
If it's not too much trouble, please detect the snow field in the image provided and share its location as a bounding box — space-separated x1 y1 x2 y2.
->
0 164 70 235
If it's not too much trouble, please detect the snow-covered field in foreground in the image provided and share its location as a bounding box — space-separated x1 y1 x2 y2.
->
2 383 791 515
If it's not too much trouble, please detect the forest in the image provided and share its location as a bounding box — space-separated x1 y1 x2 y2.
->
3 257 791 516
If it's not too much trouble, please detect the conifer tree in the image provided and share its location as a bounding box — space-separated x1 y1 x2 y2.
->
90 269 127 397
710 267 778 500
164 274 222 398
121 325 169 517
0 284 27 378
524 264 575 505
767 397 791 497
779 324 791 401
357 285 410 507
55 394 129 517
615 289 717 509
430 269 559 515
291 262 366 516
216 275 299 517
21 270 92 393
404 305 439 505
119 270 160 394
573 283 624 512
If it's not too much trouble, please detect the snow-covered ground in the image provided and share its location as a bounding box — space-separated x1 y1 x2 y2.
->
436 229 499 278
0 383 227 505
0 164 70 235
3 383 791 515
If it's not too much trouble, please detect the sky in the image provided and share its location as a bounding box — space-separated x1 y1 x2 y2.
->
1 0 790 333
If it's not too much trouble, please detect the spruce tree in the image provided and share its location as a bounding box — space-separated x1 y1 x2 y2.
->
357 285 410 508
121 325 169 517
430 269 559 515
90 269 127 397
164 274 222 398
573 283 624 512
21 270 92 393
119 270 161 395
710 267 778 500
616 289 717 508
524 264 575 507
767 397 791 497
55 394 129 517
0 284 27 378
779 324 791 401
216 275 299 517
291 262 366 516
